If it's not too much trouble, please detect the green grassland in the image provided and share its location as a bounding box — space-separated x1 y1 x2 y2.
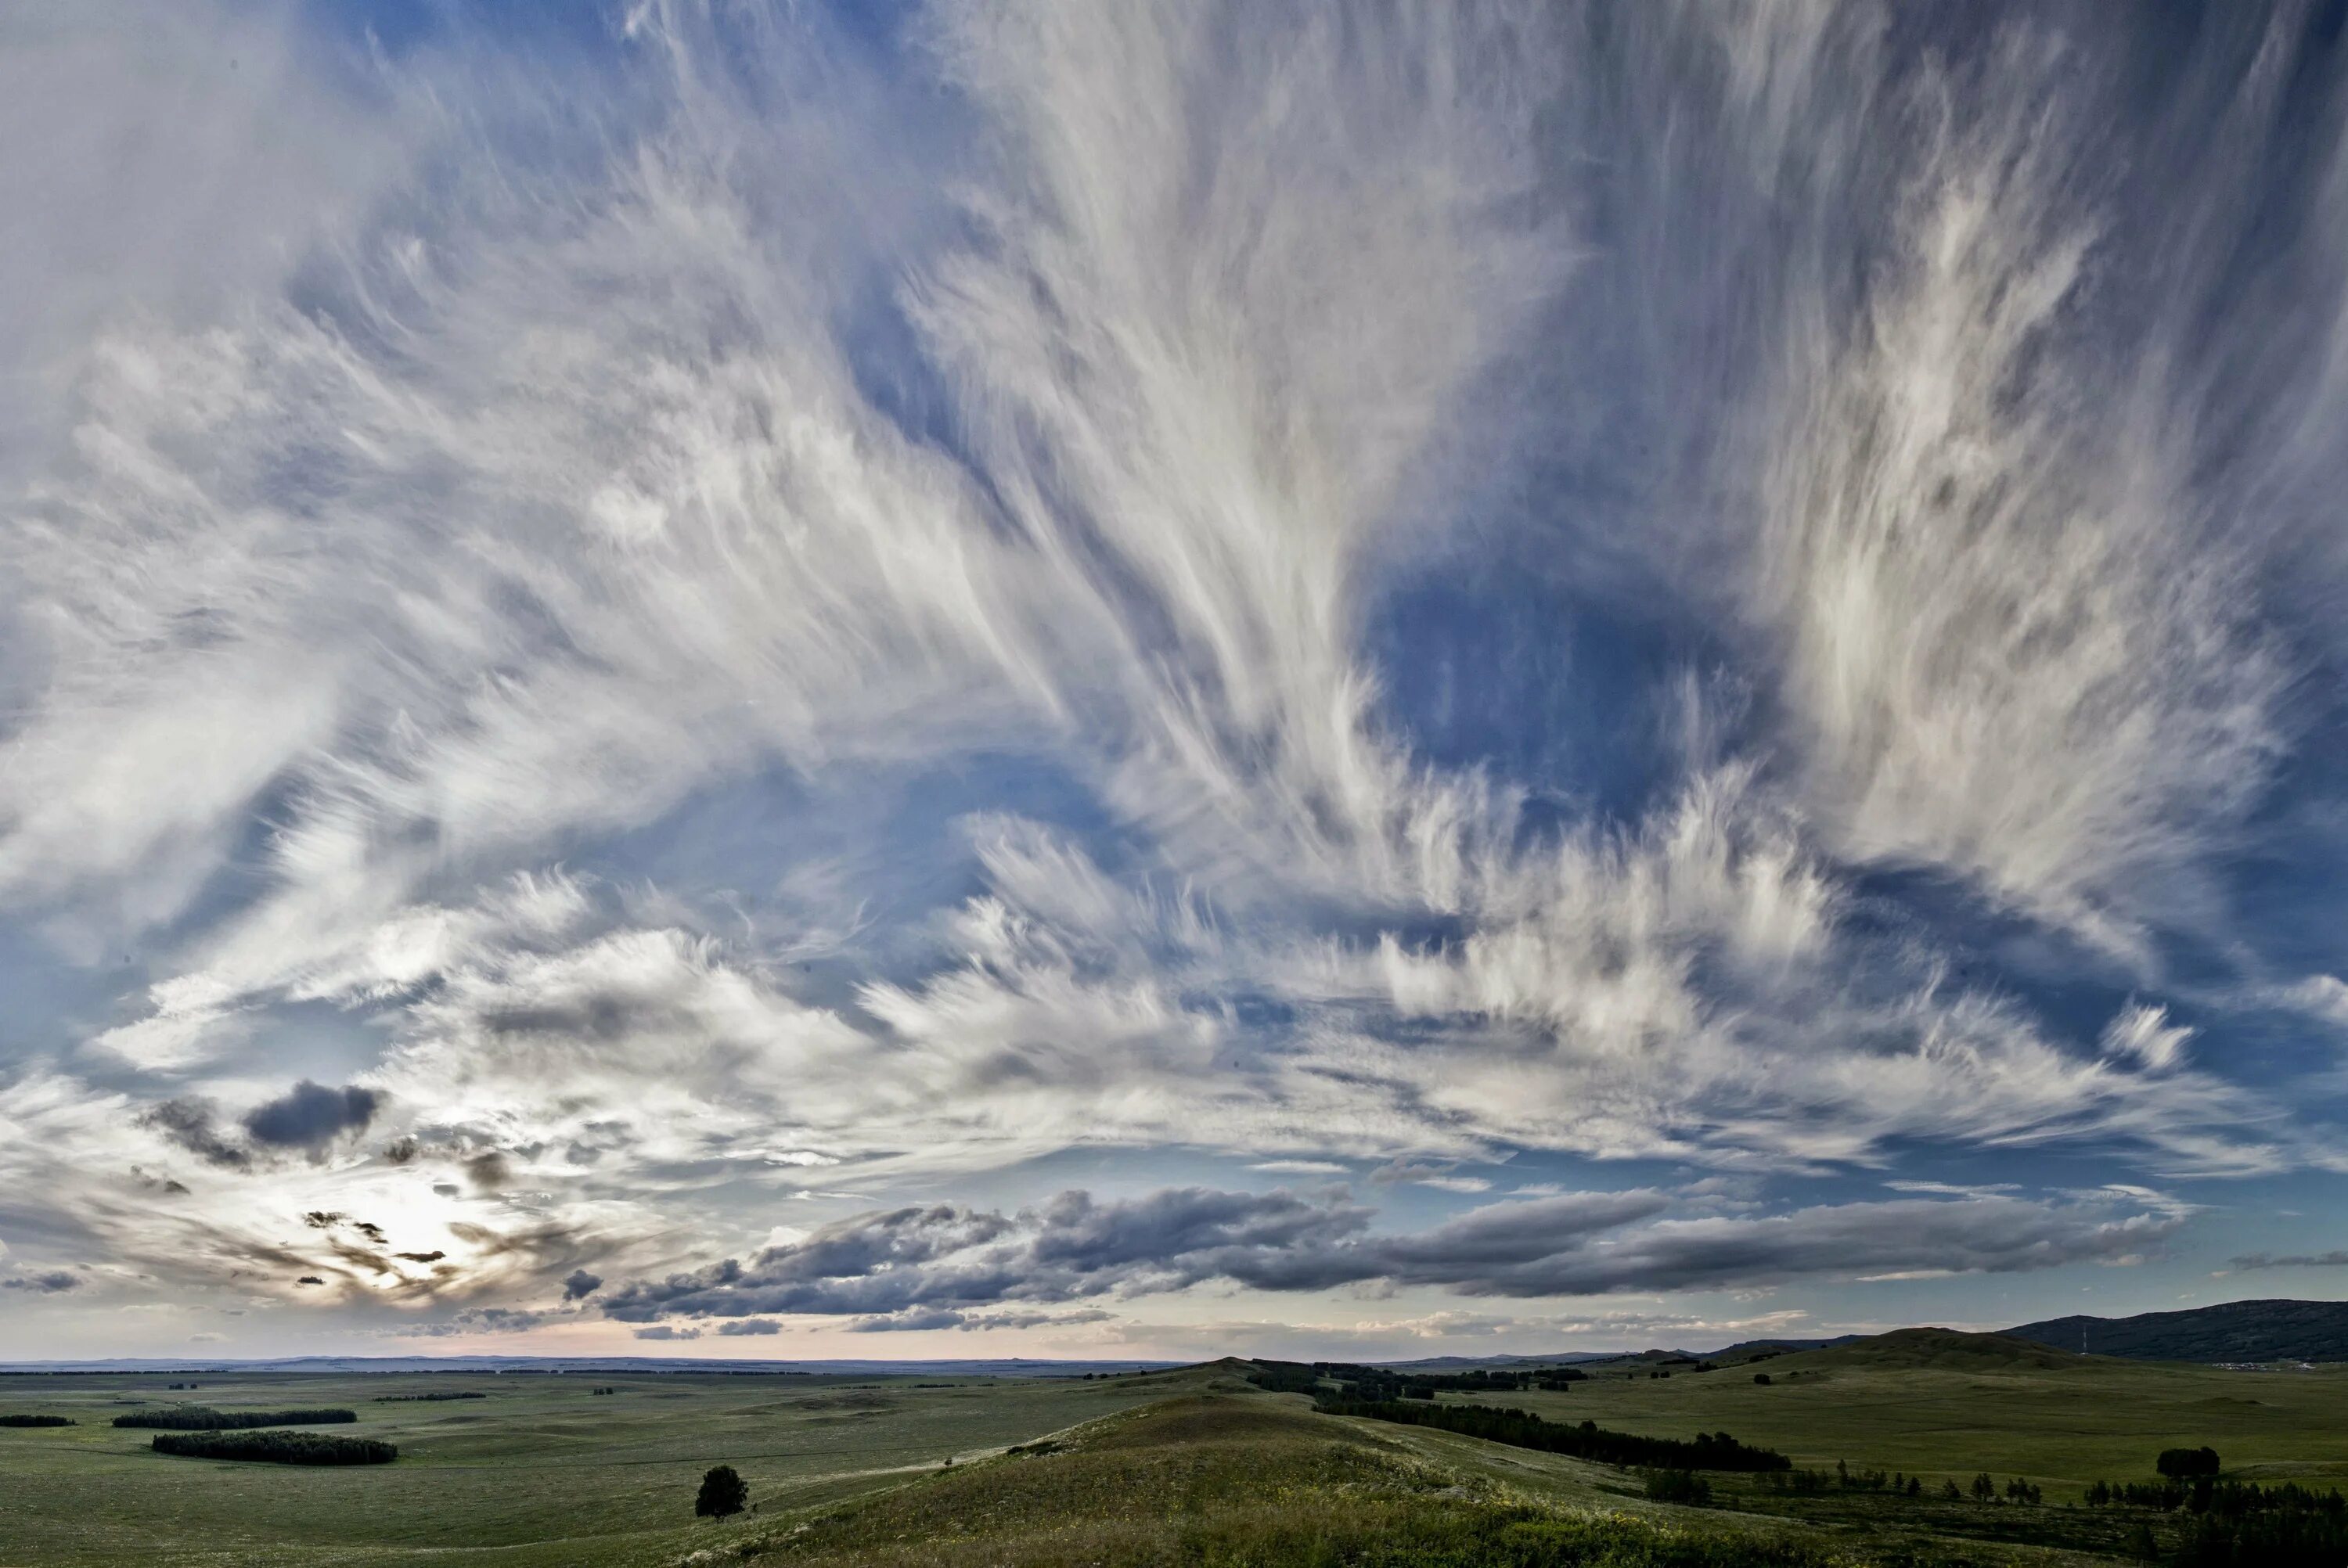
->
1449 1330 2348 1498
0 1366 1174 1567
1 1336 2342 1567
697 1371 2105 1568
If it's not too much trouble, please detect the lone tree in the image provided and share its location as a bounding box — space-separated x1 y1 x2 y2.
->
696 1464 749 1519
2156 1446 2220 1479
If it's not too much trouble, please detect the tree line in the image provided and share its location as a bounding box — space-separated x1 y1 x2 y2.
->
2087 1476 2346 1519
1247 1360 1589 1401
1315 1397 1790 1472
151 1430 396 1466
0 1414 74 1427
373 1391 487 1402
113 1406 358 1430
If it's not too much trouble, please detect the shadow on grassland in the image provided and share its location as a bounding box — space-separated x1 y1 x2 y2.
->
701 1383 1900 1568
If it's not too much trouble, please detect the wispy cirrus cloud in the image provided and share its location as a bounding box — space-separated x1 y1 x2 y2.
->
2 0 2344 1353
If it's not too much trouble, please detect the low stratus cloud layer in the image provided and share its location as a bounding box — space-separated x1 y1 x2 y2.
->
2 0 2345 1356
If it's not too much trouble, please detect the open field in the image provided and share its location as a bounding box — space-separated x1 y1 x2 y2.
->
2 1340 2343 1566
696 1372 2112 1568
0 1366 1175 1567
1444 1332 2348 1498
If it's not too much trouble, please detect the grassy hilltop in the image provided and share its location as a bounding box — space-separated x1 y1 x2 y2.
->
1 1333 2344 1566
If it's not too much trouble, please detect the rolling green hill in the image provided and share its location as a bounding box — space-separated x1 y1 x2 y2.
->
708 1383 1847 1568
2007 1298 2348 1363
1765 1327 2090 1373
5 1347 2347 1566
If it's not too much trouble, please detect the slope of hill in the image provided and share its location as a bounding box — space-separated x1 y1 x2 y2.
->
2007 1298 2348 1363
708 1383 1830 1568
1770 1327 2091 1373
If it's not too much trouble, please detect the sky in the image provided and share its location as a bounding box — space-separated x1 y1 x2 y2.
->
3 0 2348 1365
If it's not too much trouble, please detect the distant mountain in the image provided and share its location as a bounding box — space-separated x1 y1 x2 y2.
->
1701 1336 1864 1361
2007 1299 2348 1363
1774 1327 2089 1372
1375 1336 1860 1371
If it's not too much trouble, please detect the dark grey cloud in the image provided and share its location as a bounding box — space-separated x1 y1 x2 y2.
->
396 1306 555 1337
562 1268 603 1300
464 1152 510 1192
1444 1198 2181 1299
848 1307 1114 1332
632 1324 700 1341
600 1187 1374 1322
2 1271 81 1293
241 1081 382 1155
602 1185 2181 1325
2230 1251 2348 1270
848 1307 967 1332
714 1318 779 1336
139 1097 250 1171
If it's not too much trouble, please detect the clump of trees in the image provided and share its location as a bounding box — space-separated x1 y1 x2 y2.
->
0 1414 74 1427
592 1386 620 1396
2084 1474 2348 1568
1248 1360 1591 1401
152 1430 395 1465
2173 1503 2348 1566
1317 1397 1789 1472
2159 1446 2222 1479
1752 1373 1773 1386
2087 1476 2346 1518
114 1406 357 1430
1642 1469 1712 1505
1765 1465 1938 1500
1244 1365 1325 1395
373 1391 487 1403
696 1464 749 1519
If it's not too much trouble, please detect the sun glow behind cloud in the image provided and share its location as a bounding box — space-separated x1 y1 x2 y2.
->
2 0 2346 1357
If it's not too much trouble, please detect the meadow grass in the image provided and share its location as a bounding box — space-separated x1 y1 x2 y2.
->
2 1344 2343 1566
0 1367 1174 1566
715 1383 2085 1568
1443 1335 2348 1499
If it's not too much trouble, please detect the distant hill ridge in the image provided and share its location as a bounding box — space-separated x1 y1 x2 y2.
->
1769 1327 2087 1372
2006 1298 2348 1363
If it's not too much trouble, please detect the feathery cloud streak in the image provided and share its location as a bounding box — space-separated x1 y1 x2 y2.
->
1 0 2343 1343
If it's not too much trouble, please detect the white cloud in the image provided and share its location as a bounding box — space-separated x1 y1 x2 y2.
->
0 0 2340 1341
